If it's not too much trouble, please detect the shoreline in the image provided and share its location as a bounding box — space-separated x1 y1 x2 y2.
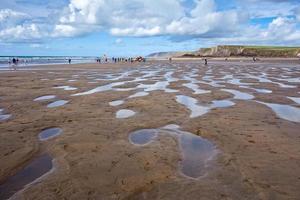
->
0 57 300 71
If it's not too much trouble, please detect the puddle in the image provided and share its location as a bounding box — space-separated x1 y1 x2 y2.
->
0 109 11 121
54 86 77 91
177 130 217 178
0 154 53 200
109 100 124 106
129 129 158 145
129 125 217 179
273 81 297 89
227 78 254 86
288 97 300 105
47 100 69 108
72 82 125 96
221 89 254 100
34 95 56 101
176 95 210 118
116 109 136 119
137 81 178 93
239 86 272 94
274 77 300 84
211 100 235 108
39 128 63 141
128 91 149 98
183 83 211 94
257 101 300 123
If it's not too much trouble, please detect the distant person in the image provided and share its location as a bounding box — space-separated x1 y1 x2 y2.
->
12 58 17 70
204 58 208 65
169 57 172 62
68 58 71 64
253 57 256 62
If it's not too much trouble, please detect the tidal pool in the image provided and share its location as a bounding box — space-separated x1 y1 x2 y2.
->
39 128 63 141
176 95 210 118
211 100 235 108
0 108 11 121
54 86 77 91
288 97 300 105
47 100 69 108
34 95 56 101
116 109 136 119
183 83 211 94
129 125 217 179
221 89 254 100
128 91 149 98
109 100 125 107
0 154 53 200
257 101 300 123
129 129 158 145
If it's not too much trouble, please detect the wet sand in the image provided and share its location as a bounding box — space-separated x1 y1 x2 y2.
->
0 60 300 199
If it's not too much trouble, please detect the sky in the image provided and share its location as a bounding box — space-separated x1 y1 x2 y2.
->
0 0 300 56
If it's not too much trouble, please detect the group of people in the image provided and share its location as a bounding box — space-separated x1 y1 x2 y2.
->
96 56 146 64
8 58 20 70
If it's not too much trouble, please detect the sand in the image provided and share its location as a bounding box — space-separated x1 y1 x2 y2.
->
0 60 299 200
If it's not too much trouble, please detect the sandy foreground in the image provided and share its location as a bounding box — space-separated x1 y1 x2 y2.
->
0 60 300 200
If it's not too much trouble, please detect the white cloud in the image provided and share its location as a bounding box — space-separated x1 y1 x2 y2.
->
57 0 246 38
0 9 29 23
0 9 46 42
52 24 78 37
0 0 300 46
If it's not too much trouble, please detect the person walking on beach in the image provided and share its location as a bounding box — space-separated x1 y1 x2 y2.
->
68 58 71 64
12 58 17 70
204 58 208 65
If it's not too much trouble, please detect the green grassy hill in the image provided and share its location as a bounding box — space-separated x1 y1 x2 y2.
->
181 45 300 57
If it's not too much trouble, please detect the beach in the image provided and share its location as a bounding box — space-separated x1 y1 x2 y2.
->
0 60 300 200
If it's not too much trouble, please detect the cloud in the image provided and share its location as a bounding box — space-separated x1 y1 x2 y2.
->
57 0 246 39
0 9 29 23
0 0 300 46
0 9 46 42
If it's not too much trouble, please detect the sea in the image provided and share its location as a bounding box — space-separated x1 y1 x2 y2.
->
0 56 98 69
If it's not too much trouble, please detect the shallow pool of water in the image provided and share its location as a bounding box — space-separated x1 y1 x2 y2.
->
129 129 158 145
128 125 217 179
211 100 235 108
257 101 300 123
177 130 217 178
0 154 53 200
0 109 11 121
54 86 77 91
47 100 69 108
39 128 63 141
221 89 254 100
109 100 125 106
176 95 210 118
34 95 56 101
288 97 300 105
128 91 149 98
116 109 136 119
183 83 211 95
72 82 125 96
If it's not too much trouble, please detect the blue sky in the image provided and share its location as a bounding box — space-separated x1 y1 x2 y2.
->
0 0 300 56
